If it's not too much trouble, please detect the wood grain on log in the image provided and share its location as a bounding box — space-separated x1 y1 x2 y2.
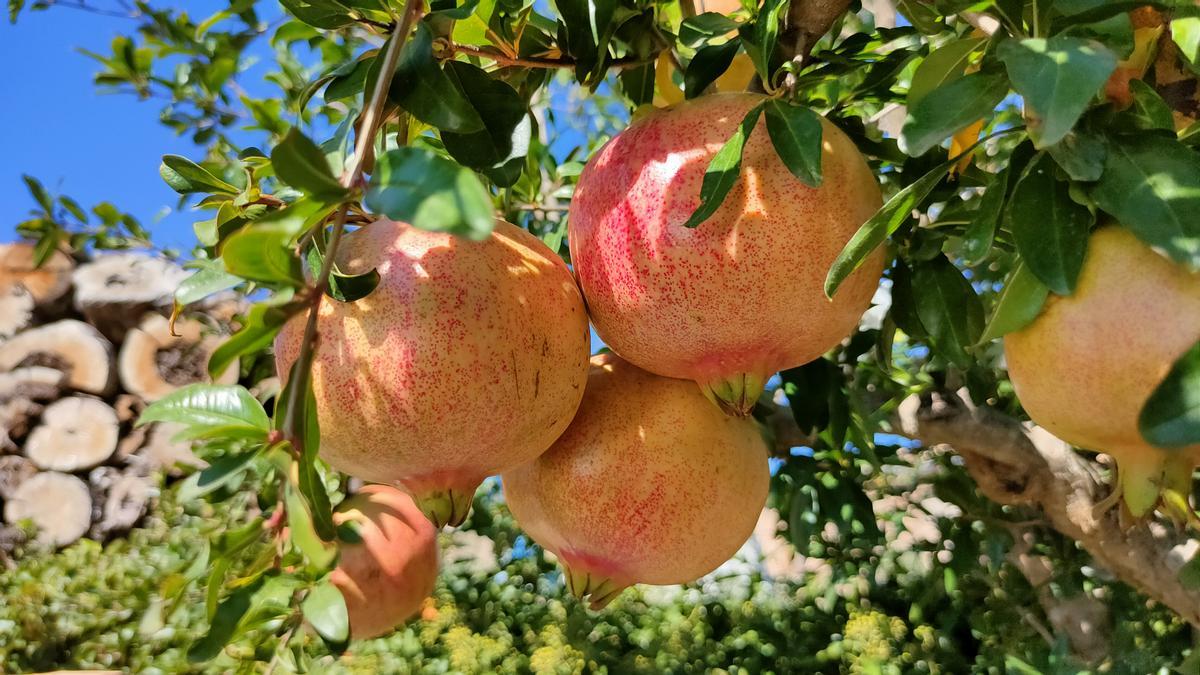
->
119 313 237 402
0 455 37 499
88 466 154 537
3 471 93 548
0 320 115 395
24 396 119 472
0 284 34 338
71 254 188 342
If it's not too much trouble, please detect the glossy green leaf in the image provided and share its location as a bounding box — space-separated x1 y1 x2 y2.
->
747 0 787 82
138 384 270 436
1121 79 1175 131
271 129 348 200
998 36 1117 148
221 221 305 286
977 261 1050 344
1046 129 1106 181
907 36 986 108
279 0 354 28
289 365 336 541
553 0 616 83
160 155 240 195
764 100 823 187
441 61 531 187
1091 134 1200 269
365 147 495 240
912 255 984 368
683 103 762 229
188 578 260 663
177 450 262 502
902 71 1009 157
175 261 242 307
619 62 656 107
1140 341 1200 448
208 293 303 379
680 12 741 47
1006 153 1093 294
305 241 380 303
303 581 350 644
285 480 338 570
1173 17 1200 69
22 174 53 211
685 40 740 99
390 25 485 134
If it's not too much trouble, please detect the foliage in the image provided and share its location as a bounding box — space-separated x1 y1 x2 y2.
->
6 0 1200 668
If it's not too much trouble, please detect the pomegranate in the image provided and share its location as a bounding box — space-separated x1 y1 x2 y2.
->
275 219 591 527
568 93 884 416
1005 226 1200 516
331 485 439 639
502 353 770 609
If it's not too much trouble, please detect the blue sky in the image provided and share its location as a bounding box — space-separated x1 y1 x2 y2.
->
0 1 272 251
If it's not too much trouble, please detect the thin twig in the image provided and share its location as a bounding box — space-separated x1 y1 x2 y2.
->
44 0 137 18
280 0 422 443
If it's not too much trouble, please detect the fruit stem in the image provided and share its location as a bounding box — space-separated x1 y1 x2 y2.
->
411 487 475 529
699 371 766 418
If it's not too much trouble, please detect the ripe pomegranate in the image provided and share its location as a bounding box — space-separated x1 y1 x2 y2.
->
568 93 884 416
502 353 770 609
275 218 591 527
1005 226 1200 516
331 485 439 640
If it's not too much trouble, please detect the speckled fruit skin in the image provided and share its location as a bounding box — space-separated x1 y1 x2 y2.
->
1005 226 1200 516
568 93 885 416
331 485 439 640
275 219 591 527
502 353 770 609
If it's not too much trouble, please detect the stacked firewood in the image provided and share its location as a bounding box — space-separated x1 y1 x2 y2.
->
0 242 239 553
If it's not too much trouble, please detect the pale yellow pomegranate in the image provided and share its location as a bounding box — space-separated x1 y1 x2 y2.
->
331 486 439 640
503 353 770 609
275 219 591 527
569 93 884 416
1005 226 1200 516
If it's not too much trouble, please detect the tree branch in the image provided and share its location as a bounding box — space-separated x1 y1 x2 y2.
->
894 389 1200 628
779 0 854 92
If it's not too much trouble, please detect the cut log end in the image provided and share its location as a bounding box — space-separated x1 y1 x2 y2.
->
118 314 237 401
129 422 204 477
0 242 74 309
0 455 38 500
24 396 119 472
3 472 93 548
72 255 188 342
0 320 115 395
89 467 154 537
0 284 34 338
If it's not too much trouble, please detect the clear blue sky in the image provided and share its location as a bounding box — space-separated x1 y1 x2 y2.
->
0 2 273 251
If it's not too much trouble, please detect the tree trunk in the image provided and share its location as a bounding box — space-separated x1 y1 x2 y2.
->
24 396 119 472
3 471 93 548
0 320 116 396
118 313 238 402
71 254 188 342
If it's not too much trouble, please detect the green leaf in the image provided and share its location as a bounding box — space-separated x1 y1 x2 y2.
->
441 61 532 187
685 40 740 99
208 293 303 379
177 450 262 502
221 221 305 286
779 360 835 434
1120 79 1175 131
285 480 338 570
272 129 348 200
160 155 240 195
1140 341 1200 448
618 62 656 107
292 367 336 541
22 174 53 211
902 71 1009 157
1046 130 1106 181
907 36 986 108
553 0 616 83
1173 17 1200 69
305 242 381 303
682 103 762 229
365 147 495 240
139 384 270 437
188 579 261 663
764 100 823 188
57 195 88 223
175 261 242 307
302 581 350 644
976 261 1050 344
962 142 1036 265
1006 153 1093 295
390 25 485 134
911 255 984 368
746 0 787 82
826 149 963 296
680 12 741 47
1091 134 1200 269
998 36 1118 148
279 0 354 28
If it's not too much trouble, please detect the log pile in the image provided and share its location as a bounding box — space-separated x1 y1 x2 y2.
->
0 242 239 553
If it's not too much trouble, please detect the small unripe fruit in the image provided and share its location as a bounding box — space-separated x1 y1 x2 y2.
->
568 93 884 417
1005 226 1200 516
503 353 770 609
275 219 591 527
331 485 439 640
